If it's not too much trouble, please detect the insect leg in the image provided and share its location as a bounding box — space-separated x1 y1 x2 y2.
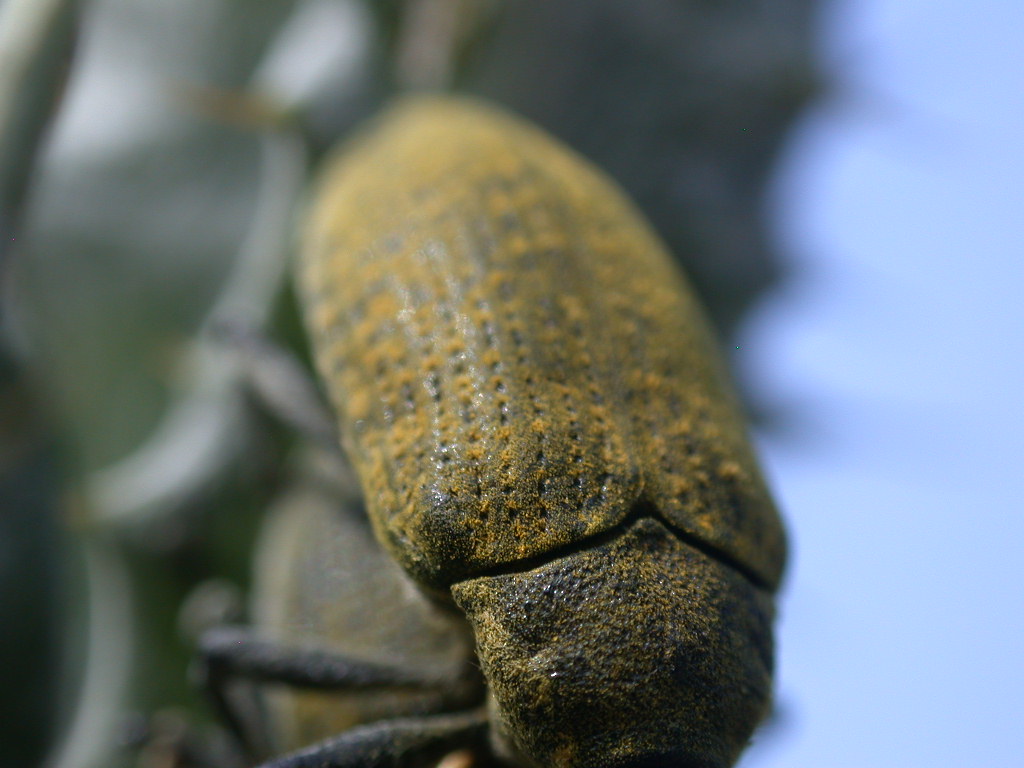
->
196 626 480 759
253 710 489 768
207 319 343 453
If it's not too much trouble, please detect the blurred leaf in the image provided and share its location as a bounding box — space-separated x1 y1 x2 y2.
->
0 0 78 264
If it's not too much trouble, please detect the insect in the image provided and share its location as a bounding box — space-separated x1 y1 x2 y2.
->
199 96 786 768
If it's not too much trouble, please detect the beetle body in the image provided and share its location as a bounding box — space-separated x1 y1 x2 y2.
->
280 97 785 768
252 451 481 750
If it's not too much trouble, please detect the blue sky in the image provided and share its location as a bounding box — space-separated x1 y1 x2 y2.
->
742 3 1024 766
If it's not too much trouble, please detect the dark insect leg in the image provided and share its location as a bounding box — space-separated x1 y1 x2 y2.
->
198 625 462 688
255 710 489 768
206 318 362 502
195 626 480 761
207 320 342 448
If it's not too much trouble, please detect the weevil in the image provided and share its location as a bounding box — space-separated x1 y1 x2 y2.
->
199 97 785 768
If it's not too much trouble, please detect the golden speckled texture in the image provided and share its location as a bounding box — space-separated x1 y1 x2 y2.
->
299 96 785 592
452 518 774 768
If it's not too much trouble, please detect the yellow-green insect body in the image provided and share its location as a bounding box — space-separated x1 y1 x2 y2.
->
290 97 785 768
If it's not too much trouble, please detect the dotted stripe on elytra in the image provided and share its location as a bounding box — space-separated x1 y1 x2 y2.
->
534 161 628 513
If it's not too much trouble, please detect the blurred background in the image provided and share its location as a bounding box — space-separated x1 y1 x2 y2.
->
1 1 1021 767
748 3 1024 766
